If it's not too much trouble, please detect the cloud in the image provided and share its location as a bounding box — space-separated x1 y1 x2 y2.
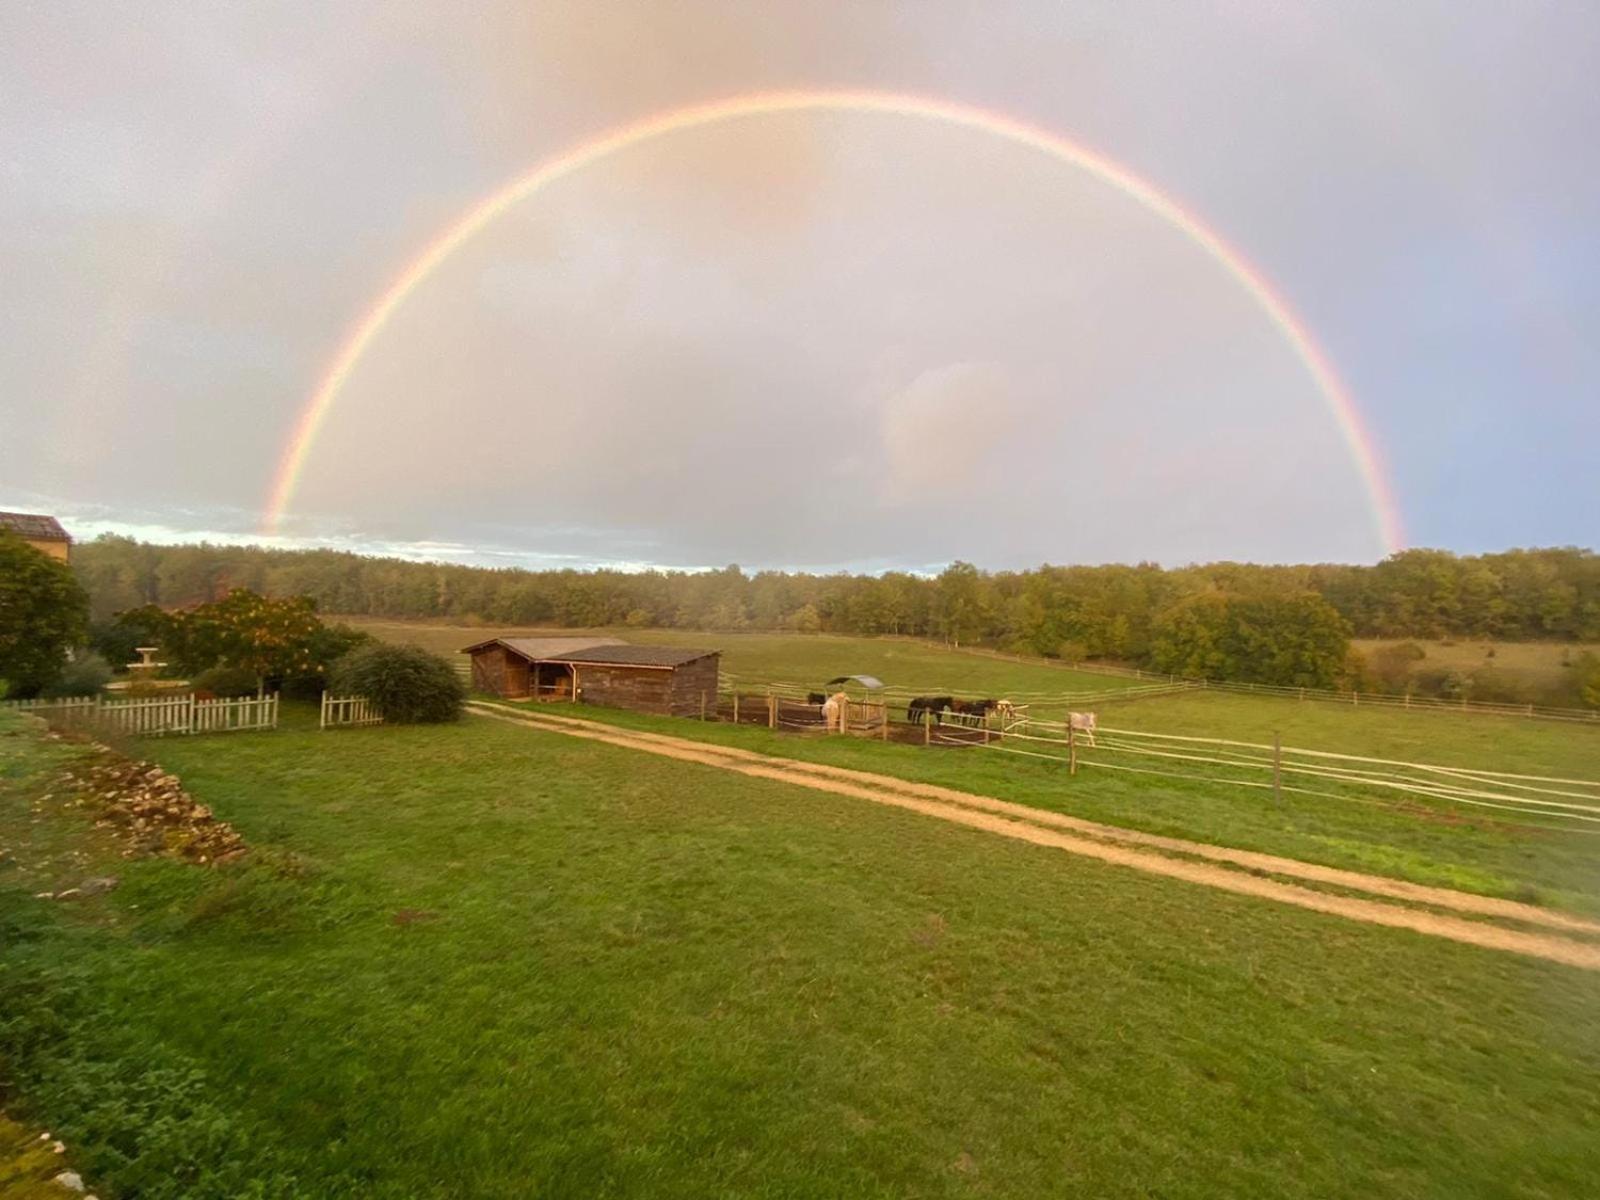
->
879 362 1021 504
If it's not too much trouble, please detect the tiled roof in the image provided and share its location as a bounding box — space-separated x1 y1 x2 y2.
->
0 512 69 541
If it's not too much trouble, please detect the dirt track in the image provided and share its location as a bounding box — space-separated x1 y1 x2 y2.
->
468 702 1600 970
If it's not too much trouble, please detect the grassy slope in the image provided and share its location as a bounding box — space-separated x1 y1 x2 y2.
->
1353 638 1600 692
354 621 1600 907
338 619 1145 695
4 709 1600 1197
494 699 1600 915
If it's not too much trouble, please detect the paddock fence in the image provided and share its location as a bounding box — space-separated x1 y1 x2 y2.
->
683 673 1600 833
925 711 1600 835
320 694 384 729
0 693 278 737
901 639 1600 723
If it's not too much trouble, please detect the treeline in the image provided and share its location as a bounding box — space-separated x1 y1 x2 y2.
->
73 538 1600 645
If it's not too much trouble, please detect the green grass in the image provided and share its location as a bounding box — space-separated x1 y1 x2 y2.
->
494 698 1600 915
348 619 1598 772
1354 638 1600 694
340 619 1145 695
4 709 1600 1197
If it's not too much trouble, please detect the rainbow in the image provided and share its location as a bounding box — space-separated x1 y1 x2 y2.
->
266 88 1405 553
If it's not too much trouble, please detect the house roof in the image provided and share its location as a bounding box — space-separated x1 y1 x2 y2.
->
547 644 720 669
460 636 625 659
0 512 69 542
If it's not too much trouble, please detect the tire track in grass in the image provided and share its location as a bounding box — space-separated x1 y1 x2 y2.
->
467 703 1600 970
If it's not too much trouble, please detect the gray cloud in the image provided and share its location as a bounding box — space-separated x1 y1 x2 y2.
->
4 1 1596 570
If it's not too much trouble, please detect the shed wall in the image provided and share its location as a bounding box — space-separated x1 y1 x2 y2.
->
577 664 678 714
668 655 722 717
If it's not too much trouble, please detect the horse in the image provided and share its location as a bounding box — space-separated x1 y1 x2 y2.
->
1067 710 1097 746
950 698 997 718
807 692 828 705
994 699 1018 720
906 695 955 725
821 691 851 732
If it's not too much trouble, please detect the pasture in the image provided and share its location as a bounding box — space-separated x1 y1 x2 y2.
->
4 707 1599 1197
1353 637 1600 695
338 618 1146 696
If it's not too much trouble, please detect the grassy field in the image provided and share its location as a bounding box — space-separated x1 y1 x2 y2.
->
338 619 1146 696
1354 638 1599 694
496 697 1600 915
4 707 1599 1197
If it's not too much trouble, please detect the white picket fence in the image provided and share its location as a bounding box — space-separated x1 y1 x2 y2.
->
0 693 278 736
320 694 383 729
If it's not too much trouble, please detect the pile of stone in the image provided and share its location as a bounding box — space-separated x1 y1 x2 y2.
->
53 755 247 865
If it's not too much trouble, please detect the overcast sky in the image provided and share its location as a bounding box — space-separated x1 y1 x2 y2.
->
3 2 1596 573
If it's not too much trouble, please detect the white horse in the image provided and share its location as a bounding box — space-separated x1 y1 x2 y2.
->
1067 710 1097 746
821 691 851 732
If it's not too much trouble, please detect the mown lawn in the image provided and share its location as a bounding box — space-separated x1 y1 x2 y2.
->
3 709 1599 1198
497 698 1600 916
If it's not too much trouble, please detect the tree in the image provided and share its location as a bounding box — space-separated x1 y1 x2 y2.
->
1149 592 1348 688
0 530 89 695
1573 653 1600 710
328 643 464 723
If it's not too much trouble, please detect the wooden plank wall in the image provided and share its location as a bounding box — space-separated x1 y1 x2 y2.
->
668 655 721 717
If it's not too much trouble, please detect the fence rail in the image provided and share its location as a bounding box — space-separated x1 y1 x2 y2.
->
320 694 383 729
896 641 1600 723
0 693 278 736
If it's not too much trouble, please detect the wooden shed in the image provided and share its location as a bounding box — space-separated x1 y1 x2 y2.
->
462 637 721 717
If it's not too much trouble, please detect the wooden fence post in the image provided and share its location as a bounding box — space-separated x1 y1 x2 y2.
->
1272 732 1282 803
768 692 776 729
732 692 739 724
1068 724 1077 775
923 714 931 746
881 704 888 740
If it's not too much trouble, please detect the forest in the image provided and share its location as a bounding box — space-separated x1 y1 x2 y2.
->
68 538 1599 696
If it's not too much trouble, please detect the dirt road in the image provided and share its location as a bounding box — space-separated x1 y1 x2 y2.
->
468 702 1600 970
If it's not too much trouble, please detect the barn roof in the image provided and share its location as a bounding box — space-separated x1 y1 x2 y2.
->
826 674 886 690
460 636 625 659
0 511 69 541
547 644 719 669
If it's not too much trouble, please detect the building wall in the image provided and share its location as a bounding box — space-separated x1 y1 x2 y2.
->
470 646 531 697
27 538 69 562
576 664 678 715
668 655 722 717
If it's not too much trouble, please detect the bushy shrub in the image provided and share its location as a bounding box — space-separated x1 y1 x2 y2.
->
41 651 113 697
1368 641 1426 692
327 643 464 723
1412 666 1467 700
1465 666 1531 705
191 665 261 698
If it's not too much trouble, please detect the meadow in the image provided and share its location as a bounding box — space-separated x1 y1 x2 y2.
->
1353 637 1600 696
354 620 1600 907
338 619 1147 696
4 706 1599 1198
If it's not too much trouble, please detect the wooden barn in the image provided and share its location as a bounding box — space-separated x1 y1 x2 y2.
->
462 637 721 717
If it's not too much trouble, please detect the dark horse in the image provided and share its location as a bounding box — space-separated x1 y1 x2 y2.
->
949 698 998 719
907 695 955 725
807 692 828 705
